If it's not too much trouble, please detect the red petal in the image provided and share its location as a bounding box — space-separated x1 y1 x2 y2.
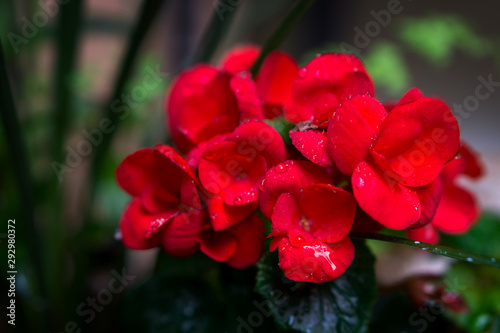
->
352 162 421 229
271 193 302 235
375 98 460 186
277 235 355 283
166 65 239 152
198 228 237 262
207 194 258 231
116 148 155 197
227 121 286 168
256 51 298 117
431 183 479 234
226 215 265 268
199 140 267 205
161 209 205 257
290 128 333 167
292 53 374 122
411 177 443 227
327 95 387 175
230 73 264 121
407 224 440 245
220 45 260 74
154 144 199 186
258 160 332 220
119 198 173 250
141 184 179 214
443 142 483 181
299 184 356 243
396 87 424 107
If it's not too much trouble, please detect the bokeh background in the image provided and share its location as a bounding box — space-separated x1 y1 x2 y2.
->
1 0 499 332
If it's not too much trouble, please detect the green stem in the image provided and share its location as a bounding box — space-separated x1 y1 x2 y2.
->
250 0 316 77
0 40 48 329
88 0 165 197
350 232 500 269
192 0 241 64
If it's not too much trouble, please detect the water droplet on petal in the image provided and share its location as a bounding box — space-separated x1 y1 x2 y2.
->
258 178 266 191
233 196 243 205
314 69 321 78
114 230 122 241
274 163 288 173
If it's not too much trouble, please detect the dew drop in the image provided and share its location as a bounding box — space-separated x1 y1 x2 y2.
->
258 178 266 191
233 196 243 205
414 241 420 244
491 258 496 262
274 163 288 173
314 69 321 78
422 247 427 251
298 68 307 78
466 257 473 262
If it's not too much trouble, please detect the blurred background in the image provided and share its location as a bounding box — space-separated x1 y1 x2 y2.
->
1 0 499 332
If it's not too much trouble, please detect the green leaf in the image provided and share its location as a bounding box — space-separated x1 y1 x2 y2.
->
255 240 377 333
445 262 500 333
441 212 500 258
264 117 295 146
398 14 492 67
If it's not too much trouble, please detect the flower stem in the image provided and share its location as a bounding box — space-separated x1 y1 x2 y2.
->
350 232 500 269
250 0 316 77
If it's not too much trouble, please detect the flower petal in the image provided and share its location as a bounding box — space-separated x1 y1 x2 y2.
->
166 65 239 152
277 235 355 283
230 73 264 122
198 228 237 262
407 224 440 245
226 215 265 268
161 209 205 257
290 128 333 167
119 198 173 250
259 160 332 220
207 194 258 231
327 95 387 175
299 184 356 243
220 45 260 74
227 121 286 168
256 51 298 120
431 183 479 234
116 148 155 197
292 53 374 122
352 162 421 229
375 97 460 186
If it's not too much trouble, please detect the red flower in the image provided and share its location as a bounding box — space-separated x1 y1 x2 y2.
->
166 45 299 154
292 53 374 124
116 144 204 256
328 89 460 229
259 160 357 282
199 121 286 230
166 65 239 154
198 214 265 268
408 142 483 244
223 45 299 122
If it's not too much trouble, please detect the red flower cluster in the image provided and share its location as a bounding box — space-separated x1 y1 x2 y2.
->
116 45 479 283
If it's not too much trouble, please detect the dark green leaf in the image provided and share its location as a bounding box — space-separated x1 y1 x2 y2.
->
256 240 377 333
444 262 500 333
